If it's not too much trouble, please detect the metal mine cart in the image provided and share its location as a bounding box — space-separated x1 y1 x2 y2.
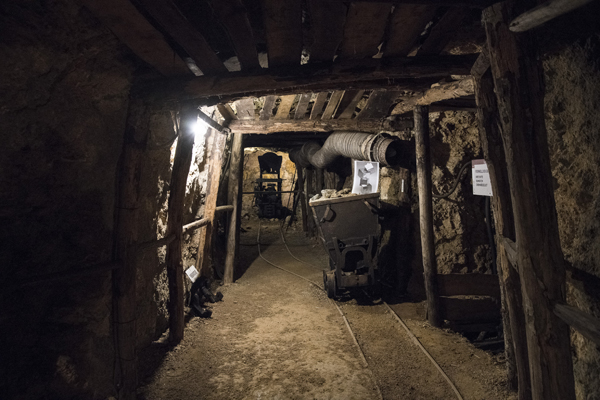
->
309 193 381 299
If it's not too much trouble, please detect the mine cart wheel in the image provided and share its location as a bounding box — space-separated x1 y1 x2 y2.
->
326 272 337 299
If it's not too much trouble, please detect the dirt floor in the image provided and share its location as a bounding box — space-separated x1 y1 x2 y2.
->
138 220 515 400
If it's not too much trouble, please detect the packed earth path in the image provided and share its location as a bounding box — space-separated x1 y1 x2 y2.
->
138 220 515 400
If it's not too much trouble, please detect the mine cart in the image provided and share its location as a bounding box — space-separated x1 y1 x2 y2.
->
309 193 381 298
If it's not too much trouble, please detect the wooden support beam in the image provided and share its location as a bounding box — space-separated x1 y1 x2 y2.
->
234 98 255 120
474 60 530 398
320 0 494 7
310 92 329 120
274 95 296 119
440 297 501 322
338 3 392 59
260 95 276 121
336 90 365 119
384 4 438 57
228 117 414 134
501 236 518 267
169 54 478 103
196 130 227 276
554 304 600 347
304 168 317 236
294 93 312 119
418 8 469 55
261 0 302 67
509 0 595 32
307 0 347 62
297 168 309 232
321 91 344 120
111 98 151 400
391 78 474 115
206 0 260 70
437 273 501 297
81 0 190 77
215 205 235 213
137 234 176 251
483 2 575 399
134 0 227 75
357 90 400 119
414 105 441 327
224 133 244 284
182 218 209 233
217 104 237 121
165 106 197 344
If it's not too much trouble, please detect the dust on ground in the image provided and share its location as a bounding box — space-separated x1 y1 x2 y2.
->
138 220 515 400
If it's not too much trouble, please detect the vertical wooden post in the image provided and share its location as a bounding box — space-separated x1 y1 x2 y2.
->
414 105 441 327
113 99 147 400
165 105 197 343
304 168 316 237
483 2 575 399
473 56 531 399
196 129 226 276
297 167 308 232
316 168 324 192
224 133 244 284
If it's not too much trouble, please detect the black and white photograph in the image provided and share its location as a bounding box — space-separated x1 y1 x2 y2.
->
352 161 379 194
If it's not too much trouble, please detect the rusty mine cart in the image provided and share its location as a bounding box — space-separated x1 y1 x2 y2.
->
309 193 381 299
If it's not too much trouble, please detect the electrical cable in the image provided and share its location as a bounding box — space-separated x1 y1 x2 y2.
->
432 160 472 199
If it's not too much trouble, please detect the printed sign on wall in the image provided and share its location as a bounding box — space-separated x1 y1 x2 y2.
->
472 159 493 196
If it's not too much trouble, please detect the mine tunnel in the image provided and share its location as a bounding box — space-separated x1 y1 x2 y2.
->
2 1 600 399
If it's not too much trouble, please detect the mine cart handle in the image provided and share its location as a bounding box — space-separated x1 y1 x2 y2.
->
363 201 380 214
320 205 335 223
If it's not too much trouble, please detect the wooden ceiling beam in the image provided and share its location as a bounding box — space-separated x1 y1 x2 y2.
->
338 3 392 59
309 93 329 120
206 0 261 70
418 8 470 55
356 90 401 119
81 0 191 76
261 0 303 67
390 77 474 115
134 0 228 75
307 0 347 63
163 54 477 103
228 118 414 134
383 4 438 57
318 0 495 8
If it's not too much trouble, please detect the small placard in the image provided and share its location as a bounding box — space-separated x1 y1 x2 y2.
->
185 266 199 283
352 161 379 194
472 160 493 197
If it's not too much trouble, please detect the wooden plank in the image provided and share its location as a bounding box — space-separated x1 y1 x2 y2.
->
196 130 227 276
294 93 312 119
357 90 399 119
182 218 209 233
224 133 244 284
170 54 478 102
217 104 237 121
509 0 595 32
206 0 260 70
307 0 347 62
234 98 255 120
261 0 302 67
440 297 501 322
297 168 309 232
391 78 474 115
415 105 441 327
274 95 296 119
384 4 438 57
133 0 227 75
310 92 329 120
501 236 518 267
484 3 575 399
81 0 190 76
474 62 530 397
418 8 469 55
336 90 365 119
554 304 600 347
321 91 344 120
166 106 198 344
229 117 414 134
338 3 392 59
260 95 276 120
320 0 493 6
445 321 501 333
437 274 500 297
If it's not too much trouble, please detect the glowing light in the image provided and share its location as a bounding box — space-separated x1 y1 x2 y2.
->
192 118 209 138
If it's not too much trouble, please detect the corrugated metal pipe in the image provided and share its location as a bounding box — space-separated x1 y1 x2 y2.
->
289 132 404 169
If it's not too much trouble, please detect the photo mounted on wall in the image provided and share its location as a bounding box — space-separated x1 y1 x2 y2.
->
352 161 379 194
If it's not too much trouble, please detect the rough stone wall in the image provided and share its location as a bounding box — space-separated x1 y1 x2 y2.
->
544 35 600 400
0 1 135 398
242 148 297 219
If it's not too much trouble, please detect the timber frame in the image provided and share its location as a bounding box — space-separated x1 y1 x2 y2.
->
92 0 600 398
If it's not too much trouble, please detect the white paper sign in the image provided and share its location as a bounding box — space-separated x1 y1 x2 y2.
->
352 161 379 194
185 266 199 283
472 160 493 196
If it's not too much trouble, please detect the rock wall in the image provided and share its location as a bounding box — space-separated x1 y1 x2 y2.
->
0 1 135 398
544 35 600 400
